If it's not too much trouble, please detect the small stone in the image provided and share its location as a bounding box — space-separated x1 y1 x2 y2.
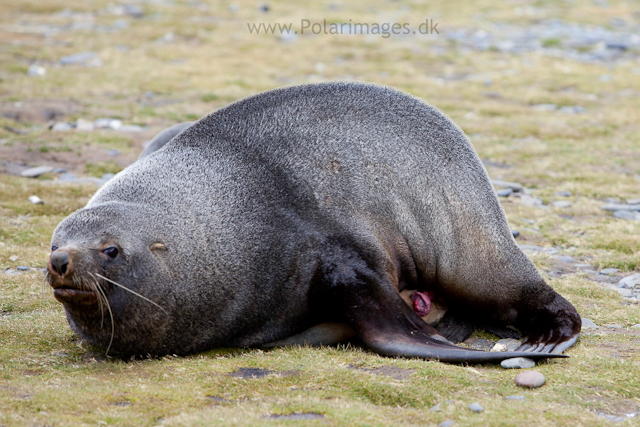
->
495 338 522 351
27 64 46 77
28 196 44 205
60 52 98 66
16 266 30 271
559 105 586 114
429 403 441 412
464 337 495 351
515 370 545 388
552 200 572 208
468 403 483 413
602 203 640 211
626 198 640 205
9 255 19 262
511 230 520 238
605 324 622 329
76 118 94 131
491 180 523 192
554 191 572 197
581 318 599 329
439 420 455 427
59 173 78 182
519 194 545 208
505 395 526 400
532 103 557 111
51 122 72 131
613 210 640 220
496 188 513 197
501 357 535 369
20 166 54 178
108 149 120 156
599 268 618 275
491 343 507 352
555 255 575 263
630 324 640 329
618 274 640 289
617 288 633 298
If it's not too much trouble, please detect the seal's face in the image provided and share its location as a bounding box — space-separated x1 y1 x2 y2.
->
46 202 172 356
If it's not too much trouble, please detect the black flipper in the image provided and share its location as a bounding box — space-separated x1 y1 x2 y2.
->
331 264 567 364
434 313 475 343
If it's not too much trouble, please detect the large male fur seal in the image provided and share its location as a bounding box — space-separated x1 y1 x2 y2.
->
46 82 581 363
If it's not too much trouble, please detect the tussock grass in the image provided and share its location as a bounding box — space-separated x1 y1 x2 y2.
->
1 0 639 425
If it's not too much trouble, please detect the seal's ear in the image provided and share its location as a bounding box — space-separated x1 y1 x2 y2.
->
149 242 167 252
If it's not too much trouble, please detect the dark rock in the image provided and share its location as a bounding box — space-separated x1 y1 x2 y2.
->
511 230 520 238
229 367 274 379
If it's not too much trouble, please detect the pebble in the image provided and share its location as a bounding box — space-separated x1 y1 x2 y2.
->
491 180 523 192
429 403 441 412
555 255 575 263
59 52 101 67
495 338 522 351
552 200 572 208
601 203 640 211
51 122 73 131
581 318 599 329
515 370 545 388
108 149 121 156
599 268 618 275
496 188 513 197
468 403 483 413
501 357 535 369
519 194 545 208
505 395 526 401
76 118 94 132
27 65 46 76
554 191 572 197
9 255 18 262
464 337 495 351
511 230 520 238
617 288 633 298
627 198 640 205
613 210 640 220
559 105 586 114
28 196 44 205
439 421 455 427
20 166 54 178
16 266 30 271
630 324 640 329
618 274 640 289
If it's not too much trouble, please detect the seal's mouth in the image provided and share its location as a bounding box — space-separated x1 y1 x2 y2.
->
53 287 99 306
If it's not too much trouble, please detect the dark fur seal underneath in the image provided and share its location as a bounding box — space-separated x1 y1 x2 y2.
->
46 82 581 363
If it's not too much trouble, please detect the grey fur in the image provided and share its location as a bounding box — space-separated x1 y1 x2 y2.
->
48 82 580 362
138 121 194 159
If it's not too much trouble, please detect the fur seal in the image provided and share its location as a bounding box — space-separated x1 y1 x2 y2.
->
46 82 581 363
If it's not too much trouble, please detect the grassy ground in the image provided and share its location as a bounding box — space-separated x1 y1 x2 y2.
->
1 0 639 425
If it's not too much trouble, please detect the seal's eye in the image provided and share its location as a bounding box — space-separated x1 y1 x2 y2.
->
51 245 58 252
102 246 119 259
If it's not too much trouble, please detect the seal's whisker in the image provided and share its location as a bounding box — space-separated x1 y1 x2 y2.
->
87 275 105 329
89 273 114 355
95 273 167 315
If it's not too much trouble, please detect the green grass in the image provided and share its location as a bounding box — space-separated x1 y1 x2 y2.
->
1 0 639 425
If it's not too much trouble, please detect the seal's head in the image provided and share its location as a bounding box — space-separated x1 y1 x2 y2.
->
47 201 172 356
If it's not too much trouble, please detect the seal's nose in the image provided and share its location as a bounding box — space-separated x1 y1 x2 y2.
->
50 250 70 276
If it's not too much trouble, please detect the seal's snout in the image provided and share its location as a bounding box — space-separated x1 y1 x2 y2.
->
50 250 70 276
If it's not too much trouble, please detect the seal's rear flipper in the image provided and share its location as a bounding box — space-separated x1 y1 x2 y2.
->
338 276 567 363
